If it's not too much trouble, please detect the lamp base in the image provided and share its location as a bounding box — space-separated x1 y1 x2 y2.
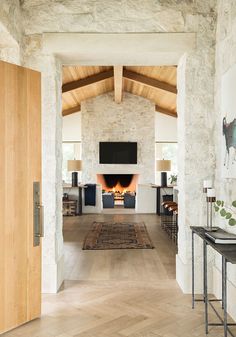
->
72 172 78 187
161 172 167 186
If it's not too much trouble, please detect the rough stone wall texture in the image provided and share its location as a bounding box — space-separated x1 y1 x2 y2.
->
82 92 155 184
0 0 22 64
0 0 22 43
20 0 217 293
22 35 64 293
175 4 217 294
0 0 219 293
213 0 236 319
20 0 216 34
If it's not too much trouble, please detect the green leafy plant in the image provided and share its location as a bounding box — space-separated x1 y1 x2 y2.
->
214 200 236 226
169 174 177 185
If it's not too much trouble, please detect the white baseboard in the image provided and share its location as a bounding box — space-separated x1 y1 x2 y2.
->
42 254 64 294
176 254 212 294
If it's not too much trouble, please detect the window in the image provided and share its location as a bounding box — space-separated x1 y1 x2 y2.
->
155 142 178 184
62 142 81 183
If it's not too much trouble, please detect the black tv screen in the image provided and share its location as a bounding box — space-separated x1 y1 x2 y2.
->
99 142 137 164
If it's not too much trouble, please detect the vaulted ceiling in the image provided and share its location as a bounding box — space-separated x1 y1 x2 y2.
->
62 66 177 118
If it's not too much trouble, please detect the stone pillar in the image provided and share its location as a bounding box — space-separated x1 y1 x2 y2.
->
176 50 216 293
23 35 64 293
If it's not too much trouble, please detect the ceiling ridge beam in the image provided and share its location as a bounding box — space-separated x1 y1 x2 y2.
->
123 69 177 94
62 69 114 93
62 105 81 116
155 105 177 118
114 66 123 103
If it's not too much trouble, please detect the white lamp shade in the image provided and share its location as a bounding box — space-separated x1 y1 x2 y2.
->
156 160 171 172
67 160 82 172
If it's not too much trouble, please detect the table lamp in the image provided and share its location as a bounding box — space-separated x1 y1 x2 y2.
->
156 160 171 186
67 160 82 187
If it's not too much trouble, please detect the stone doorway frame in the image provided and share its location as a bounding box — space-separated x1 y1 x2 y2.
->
33 32 215 294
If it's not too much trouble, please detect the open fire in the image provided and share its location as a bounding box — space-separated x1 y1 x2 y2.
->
97 174 138 194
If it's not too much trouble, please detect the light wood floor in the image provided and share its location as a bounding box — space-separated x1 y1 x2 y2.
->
2 214 236 337
64 213 176 281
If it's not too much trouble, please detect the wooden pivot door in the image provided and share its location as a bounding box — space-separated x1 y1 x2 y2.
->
0 61 42 333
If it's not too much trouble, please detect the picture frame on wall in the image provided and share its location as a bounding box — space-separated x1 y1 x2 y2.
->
221 64 236 178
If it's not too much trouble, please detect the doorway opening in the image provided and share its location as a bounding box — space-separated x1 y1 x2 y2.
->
61 63 178 283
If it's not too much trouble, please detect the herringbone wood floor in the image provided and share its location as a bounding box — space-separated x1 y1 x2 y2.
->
2 214 236 337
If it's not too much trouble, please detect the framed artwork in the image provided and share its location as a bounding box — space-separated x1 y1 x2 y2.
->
221 64 236 178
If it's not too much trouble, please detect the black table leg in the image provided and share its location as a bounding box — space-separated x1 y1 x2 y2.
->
78 186 82 215
223 257 227 337
192 231 195 309
222 256 225 309
203 240 208 334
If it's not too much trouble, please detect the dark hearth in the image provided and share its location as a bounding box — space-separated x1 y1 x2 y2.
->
103 174 133 189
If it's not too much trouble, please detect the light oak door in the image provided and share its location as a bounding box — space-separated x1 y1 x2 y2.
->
0 61 42 333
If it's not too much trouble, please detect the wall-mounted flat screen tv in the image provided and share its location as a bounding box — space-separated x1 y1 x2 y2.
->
99 142 137 164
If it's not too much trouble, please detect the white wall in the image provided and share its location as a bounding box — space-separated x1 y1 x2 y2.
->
155 112 177 142
62 112 81 141
63 111 177 143
213 0 236 321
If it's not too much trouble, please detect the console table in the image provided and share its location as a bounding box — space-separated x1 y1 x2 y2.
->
191 226 236 337
63 184 86 216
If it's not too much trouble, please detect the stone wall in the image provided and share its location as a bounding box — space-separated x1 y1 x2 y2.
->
175 11 217 293
20 0 216 34
22 35 64 293
0 0 22 64
0 0 22 44
82 92 155 184
20 0 217 294
213 0 236 320
0 0 219 294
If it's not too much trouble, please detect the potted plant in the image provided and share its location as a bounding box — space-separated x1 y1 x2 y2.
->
214 200 236 226
169 174 177 186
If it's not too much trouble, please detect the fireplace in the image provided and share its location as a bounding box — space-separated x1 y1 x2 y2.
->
97 174 138 202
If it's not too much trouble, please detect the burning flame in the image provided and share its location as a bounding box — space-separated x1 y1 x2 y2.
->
111 182 130 194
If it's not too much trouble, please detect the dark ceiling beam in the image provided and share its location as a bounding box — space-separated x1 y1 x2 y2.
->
123 69 177 94
62 69 114 93
155 105 177 118
62 105 81 116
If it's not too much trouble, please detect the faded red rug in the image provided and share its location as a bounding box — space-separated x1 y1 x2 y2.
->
83 221 154 250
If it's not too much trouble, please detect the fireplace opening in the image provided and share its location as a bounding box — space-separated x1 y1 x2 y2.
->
97 174 138 207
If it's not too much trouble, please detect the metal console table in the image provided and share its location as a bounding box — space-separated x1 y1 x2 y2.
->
191 226 236 337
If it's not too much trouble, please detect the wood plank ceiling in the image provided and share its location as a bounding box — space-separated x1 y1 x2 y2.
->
62 66 177 118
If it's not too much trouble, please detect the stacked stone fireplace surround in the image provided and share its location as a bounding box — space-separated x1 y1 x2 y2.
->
82 93 155 186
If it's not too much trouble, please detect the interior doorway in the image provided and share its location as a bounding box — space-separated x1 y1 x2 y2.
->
42 32 196 294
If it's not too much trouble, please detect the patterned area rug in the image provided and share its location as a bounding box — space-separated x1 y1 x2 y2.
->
83 221 154 250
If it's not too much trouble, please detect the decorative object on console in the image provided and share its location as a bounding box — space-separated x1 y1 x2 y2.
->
203 179 212 193
214 199 236 226
156 160 171 187
203 179 213 230
205 229 236 244
169 174 177 186
205 188 218 232
67 160 82 187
